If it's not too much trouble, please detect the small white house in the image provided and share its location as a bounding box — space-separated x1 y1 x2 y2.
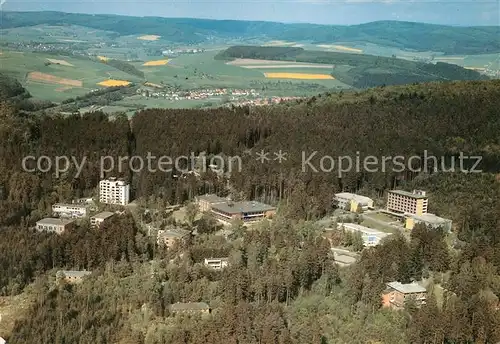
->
204 258 229 270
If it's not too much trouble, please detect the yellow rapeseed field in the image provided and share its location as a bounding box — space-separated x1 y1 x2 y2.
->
143 59 169 66
138 35 161 41
317 44 363 53
264 72 334 80
97 56 109 62
97 79 131 87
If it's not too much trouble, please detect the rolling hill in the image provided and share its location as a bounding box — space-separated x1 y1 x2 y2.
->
216 46 489 88
1 11 499 55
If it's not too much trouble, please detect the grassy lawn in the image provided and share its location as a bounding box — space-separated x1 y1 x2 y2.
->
361 217 397 234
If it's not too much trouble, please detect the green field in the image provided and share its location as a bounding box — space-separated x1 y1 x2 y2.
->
1 20 499 109
0 50 142 98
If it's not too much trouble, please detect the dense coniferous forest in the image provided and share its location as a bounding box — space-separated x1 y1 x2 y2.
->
2 11 500 54
0 79 499 343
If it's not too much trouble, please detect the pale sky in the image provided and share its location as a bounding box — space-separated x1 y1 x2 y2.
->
3 0 500 26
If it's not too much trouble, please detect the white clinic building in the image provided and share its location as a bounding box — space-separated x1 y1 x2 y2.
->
52 203 89 218
99 177 130 205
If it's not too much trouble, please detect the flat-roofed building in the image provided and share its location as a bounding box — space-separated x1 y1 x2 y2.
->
387 190 428 216
169 302 211 315
99 177 130 205
211 201 276 224
36 218 75 234
52 203 89 218
382 282 427 309
157 228 190 248
337 223 391 247
56 270 91 284
335 192 374 212
90 211 115 228
196 194 228 212
404 213 452 231
204 257 229 270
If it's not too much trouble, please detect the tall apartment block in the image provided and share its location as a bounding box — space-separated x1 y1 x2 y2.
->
386 190 428 216
99 177 130 205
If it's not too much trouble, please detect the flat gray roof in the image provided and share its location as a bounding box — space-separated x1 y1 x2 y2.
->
91 211 115 220
204 257 228 262
387 281 426 293
196 194 228 204
407 213 451 224
57 270 91 278
37 218 75 226
169 302 210 311
338 223 390 237
53 203 88 208
211 201 276 214
158 228 190 238
335 193 373 204
389 190 428 199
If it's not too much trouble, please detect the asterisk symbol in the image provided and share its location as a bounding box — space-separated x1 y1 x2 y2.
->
274 150 287 163
256 150 270 163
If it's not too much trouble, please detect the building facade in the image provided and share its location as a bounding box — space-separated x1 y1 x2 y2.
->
52 203 88 218
335 192 374 212
404 213 452 231
36 218 75 234
204 258 229 270
90 211 115 228
157 229 190 248
386 190 428 216
382 282 427 309
196 194 228 212
56 270 92 284
169 302 211 315
99 178 130 205
210 201 276 223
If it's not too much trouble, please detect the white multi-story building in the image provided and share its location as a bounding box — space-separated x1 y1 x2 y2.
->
387 190 428 216
52 203 89 218
99 178 130 205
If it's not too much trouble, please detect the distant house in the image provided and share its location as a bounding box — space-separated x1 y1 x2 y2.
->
169 302 211 315
90 211 115 228
157 228 190 248
382 281 427 309
36 218 75 234
334 193 374 212
204 258 228 270
56 270 91 284
337 223 391 247
404 213 452 232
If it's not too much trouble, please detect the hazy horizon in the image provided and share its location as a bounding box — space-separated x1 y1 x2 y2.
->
2 0 499 27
